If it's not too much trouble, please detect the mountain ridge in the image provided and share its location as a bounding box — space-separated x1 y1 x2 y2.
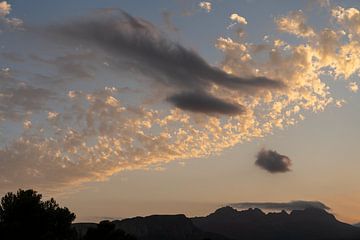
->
192 206 360 240
73 207 360 240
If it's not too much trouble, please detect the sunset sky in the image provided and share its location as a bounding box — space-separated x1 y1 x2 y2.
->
1 0 360 224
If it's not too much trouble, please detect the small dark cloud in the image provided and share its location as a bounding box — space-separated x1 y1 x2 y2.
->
46 10 284 114
255 148 292 173
230 200 331 211
167 91 245 115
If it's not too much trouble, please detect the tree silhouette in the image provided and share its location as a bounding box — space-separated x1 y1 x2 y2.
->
0 189 76 240
83 220 136 240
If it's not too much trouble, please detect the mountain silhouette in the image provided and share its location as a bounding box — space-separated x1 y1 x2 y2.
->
74 214 230 240
192 206 360 240
73 207 360 240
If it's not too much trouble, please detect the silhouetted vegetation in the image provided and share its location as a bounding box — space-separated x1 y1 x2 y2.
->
0 189 138 240
0 189 76 240
83 220 136 240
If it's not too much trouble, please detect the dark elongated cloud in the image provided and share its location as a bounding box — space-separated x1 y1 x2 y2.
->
255 148 292 173
168 91 245 115
231 200 330 211
47 10 284 114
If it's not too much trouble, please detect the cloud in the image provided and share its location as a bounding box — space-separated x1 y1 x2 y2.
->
47 11 283 112
332 6 360 37
1 4 360 192
230 13 247 25
308 0 331 9
167 91 245 115
31 52 96 80
0 1 11 16
0 1 23 29
199 2 212 12
255 148 292 173
230 200 331 211
275 10 315 38
216 4 360 133
1 52 25 62
348 82 359 93
0 82 54 121
162 10 179 33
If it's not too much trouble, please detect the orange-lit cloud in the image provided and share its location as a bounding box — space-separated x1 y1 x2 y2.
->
0 1 23 29
199 2 212 13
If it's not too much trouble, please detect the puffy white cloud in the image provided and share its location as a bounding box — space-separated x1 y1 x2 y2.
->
230 13 247 25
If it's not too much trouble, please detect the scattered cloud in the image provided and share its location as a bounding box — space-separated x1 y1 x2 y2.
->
231 200 331 211
0 1 23 29
230 13 247 25
348 82 359 93
199 1 212 13
332 6 360 37
275 10 315 38
255 148 292 173
0 3 359 192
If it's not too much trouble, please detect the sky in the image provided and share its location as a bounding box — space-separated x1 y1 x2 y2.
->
0 0 360 224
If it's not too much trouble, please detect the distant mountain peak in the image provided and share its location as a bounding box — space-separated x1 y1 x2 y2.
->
212 206 238 216
290 207 335 221
241 207 265 214
193 207 360 240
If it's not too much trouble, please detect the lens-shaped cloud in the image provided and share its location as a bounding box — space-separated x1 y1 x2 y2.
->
167 91 245 115
231 200 331 211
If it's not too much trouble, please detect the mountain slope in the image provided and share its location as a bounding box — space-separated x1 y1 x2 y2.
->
72 222 97 237
113 214 230 240
73 207 360 240
192 206 360 240
73 214 231 240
